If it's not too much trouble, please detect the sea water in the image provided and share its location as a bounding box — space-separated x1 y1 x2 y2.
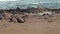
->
0 0 60 9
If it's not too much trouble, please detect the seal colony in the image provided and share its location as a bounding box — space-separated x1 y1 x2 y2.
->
0 7 60 23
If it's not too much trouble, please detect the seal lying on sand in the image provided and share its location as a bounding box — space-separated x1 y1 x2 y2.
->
16 17 25 23
9 15 25 23
0 14 4 20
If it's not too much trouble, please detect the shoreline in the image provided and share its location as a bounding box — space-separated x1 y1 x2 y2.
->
0 7 60 15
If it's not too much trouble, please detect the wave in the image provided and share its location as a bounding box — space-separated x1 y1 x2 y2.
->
0 1 60 9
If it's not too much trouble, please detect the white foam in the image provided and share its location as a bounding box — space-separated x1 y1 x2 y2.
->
0 0 17 1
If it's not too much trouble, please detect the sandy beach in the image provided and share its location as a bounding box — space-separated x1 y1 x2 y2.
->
0 13 60 34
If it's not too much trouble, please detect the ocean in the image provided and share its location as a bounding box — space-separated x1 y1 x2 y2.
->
0 0 60 9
